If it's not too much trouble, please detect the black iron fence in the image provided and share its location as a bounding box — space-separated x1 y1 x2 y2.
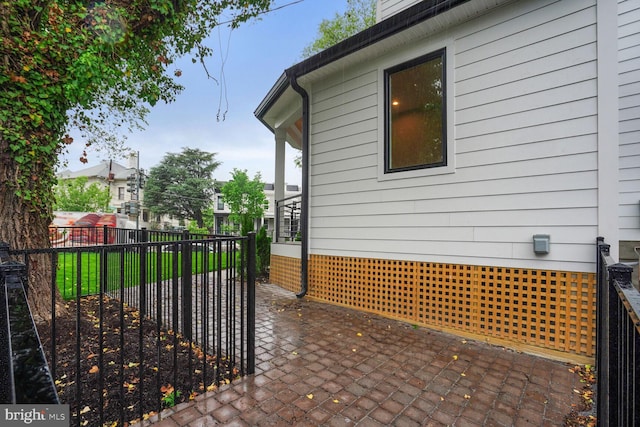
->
275 194 301 243
596 237 640 427
1 232 255 427
0 244 59 405
49 224 239 248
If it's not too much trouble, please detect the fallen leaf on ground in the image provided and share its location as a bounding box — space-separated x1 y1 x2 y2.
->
160 384 174 394
143 412 157 421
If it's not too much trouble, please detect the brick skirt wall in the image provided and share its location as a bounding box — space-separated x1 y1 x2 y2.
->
270 253 596 361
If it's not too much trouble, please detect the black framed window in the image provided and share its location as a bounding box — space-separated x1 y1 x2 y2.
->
385 48 446 173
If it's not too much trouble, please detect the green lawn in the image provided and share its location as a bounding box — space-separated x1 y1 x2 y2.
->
56 249 238 299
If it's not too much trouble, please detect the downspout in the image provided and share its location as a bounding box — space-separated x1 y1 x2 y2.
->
287 72 309 298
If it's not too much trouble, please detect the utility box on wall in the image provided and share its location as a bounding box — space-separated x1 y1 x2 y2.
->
533 234 550 255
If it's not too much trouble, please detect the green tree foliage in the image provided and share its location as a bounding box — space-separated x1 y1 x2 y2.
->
301 0 376 58
1 0 272 218
54 176 111 212
221 169 268 236
144 148 220 228
0 0 272 318
188 206 214 234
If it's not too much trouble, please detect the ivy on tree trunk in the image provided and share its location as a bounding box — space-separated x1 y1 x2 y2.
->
0 0 272 320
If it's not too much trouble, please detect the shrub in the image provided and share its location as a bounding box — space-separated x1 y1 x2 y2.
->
256 226 271 276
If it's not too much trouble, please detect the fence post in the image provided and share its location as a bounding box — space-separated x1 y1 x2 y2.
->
597 235 640 427
0 242 16 403
275 201 281 244
181 230 192 340
0 241 9 263
139 228 148 318
608 262 633 427
246 232 256 375
596 237 611 426
609 263 633 287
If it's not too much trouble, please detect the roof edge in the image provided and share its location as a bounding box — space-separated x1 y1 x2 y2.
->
254 0 471 123
254 72 289 124
285 0 471 78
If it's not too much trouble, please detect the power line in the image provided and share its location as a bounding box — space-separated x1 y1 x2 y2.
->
216 25 232 122
208 0 306 121
216 0 305 26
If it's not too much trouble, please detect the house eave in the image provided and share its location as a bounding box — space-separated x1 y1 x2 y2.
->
284 0 472 79
255 0 516 127
254 72 289 130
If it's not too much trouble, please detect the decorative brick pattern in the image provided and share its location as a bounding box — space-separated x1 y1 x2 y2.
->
307 254 596 358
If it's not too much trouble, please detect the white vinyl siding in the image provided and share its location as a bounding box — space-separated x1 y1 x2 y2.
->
378 0 422 21
307 0 599 272
619 0 640 240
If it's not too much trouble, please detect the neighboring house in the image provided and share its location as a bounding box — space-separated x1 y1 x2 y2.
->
214 183 301 236
57 154 155 228
255 0 640 363
57 157 300 234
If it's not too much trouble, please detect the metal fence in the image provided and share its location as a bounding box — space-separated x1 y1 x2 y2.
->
275 194 301 243
0 244 59 405
49 224 239 248
1 231 255 427
596 237 640 427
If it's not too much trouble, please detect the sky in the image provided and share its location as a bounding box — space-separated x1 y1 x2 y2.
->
60 0 352 186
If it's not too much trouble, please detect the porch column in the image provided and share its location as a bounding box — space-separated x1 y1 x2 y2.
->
274 128 286 203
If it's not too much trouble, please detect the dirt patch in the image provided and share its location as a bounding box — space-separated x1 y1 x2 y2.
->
269 298 307 313
563 364 597 427
38 295 237 427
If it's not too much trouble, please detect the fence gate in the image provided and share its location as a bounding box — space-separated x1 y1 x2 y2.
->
596 237 640 427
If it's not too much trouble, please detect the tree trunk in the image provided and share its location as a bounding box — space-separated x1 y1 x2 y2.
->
0 148 64 322
195 211 204 229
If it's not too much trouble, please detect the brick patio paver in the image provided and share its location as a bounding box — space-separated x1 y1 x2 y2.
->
134 283 585 426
